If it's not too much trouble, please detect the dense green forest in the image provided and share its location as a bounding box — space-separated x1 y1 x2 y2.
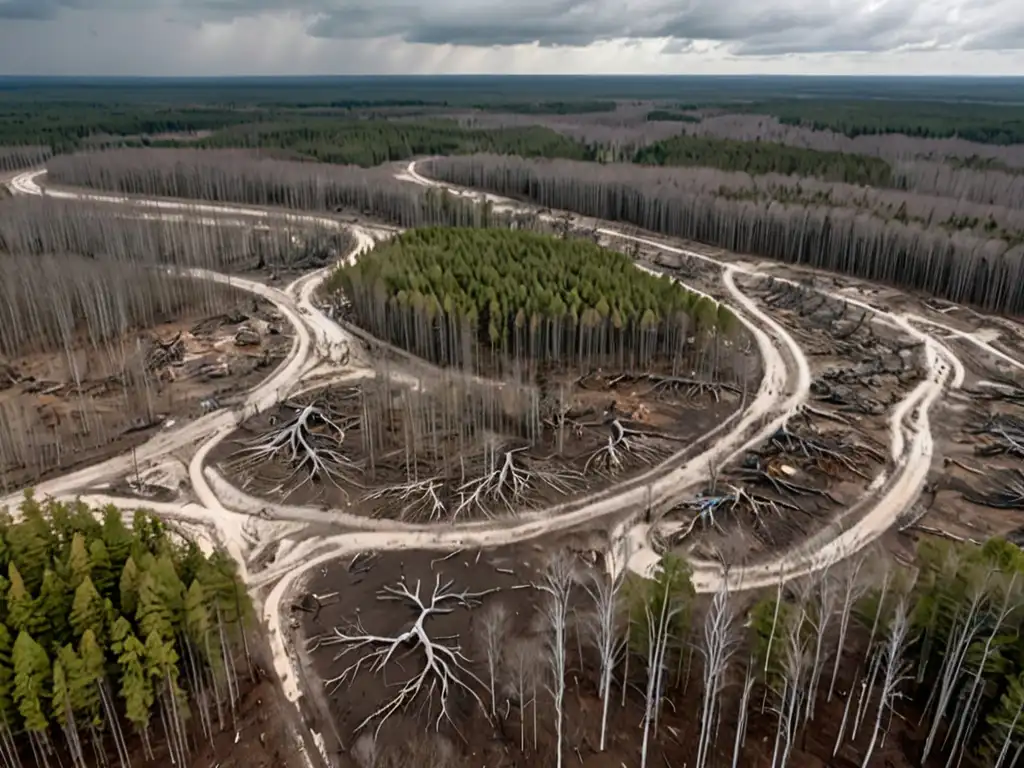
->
2 77 1023 153
329 227 733 371
0 105 262 153
743 99 1024 145
185 119 595 166
634 134 895 185
0 495 251 767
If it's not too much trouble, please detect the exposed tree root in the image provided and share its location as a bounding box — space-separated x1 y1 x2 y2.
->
227 397 361 497
757 425 884 481
365 446 582 522
309 574 498 738
584 418 675 475
672 484 801 541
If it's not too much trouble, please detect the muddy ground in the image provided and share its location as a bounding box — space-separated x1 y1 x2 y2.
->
210 365 743 519
0 295 292 493
294 544 945 768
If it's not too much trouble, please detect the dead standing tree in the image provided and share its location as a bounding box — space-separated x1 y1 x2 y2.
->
583 544 627 752
535 554 574 768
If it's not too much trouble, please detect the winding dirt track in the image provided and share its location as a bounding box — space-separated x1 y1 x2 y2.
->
5 162 1013 746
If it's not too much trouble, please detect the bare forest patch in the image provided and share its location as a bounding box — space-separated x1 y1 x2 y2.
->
660 272 914 562
918 336 1024 544
0 295 293 492
294 544 941 768
211 370 739 519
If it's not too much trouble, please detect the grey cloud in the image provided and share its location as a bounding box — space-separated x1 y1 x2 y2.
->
0 0 60 19
1 0 1019 57
963 21 1024 50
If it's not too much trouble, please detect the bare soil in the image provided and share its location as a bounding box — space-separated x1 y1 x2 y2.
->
295 544 937 768
0 297 292 493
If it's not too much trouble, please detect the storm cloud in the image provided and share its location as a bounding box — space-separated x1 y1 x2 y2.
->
0 0 1020 75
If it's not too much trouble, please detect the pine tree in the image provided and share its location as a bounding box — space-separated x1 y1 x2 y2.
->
38 567 73 648
116 626 153 739
51 658 69 725
101 505 133 569
184 580 213 652
119 556 141 616
136 567 177 645
7 561 45 637
89 539 116 596
70 576 106 642
200 550 253 628
6 495 51 592
77 630 105 724
67 532 91 589
0 625 16 725
12 631 49 733
176 541 207 590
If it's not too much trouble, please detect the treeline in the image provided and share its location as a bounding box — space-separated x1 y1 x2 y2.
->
0 105 261 153
0 147 51 173
682 113 1024 170
0 496 251 767
424 155 1024 315
635 133 895 186
45 149 520 230
645 110 700 123
474 101 617 115
179 118 594 166
456 111 685 156
744 98 1024 145
329 227 734 372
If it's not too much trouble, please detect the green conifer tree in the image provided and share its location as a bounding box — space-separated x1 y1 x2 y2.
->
38 568 73 649
77 630 105 724
70 576 106 642
119 556 141 616
101 506 133 569
117 628 153 736
12 631 49 733
67 532 91 589
6 496 51 591
88 539 116 596
7 562 45 637
0 625 16 726
136 570 176 645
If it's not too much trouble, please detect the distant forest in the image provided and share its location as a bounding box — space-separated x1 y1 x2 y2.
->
1 76 1023 153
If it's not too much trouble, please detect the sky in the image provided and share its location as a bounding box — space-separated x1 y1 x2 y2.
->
0 0 1022 77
